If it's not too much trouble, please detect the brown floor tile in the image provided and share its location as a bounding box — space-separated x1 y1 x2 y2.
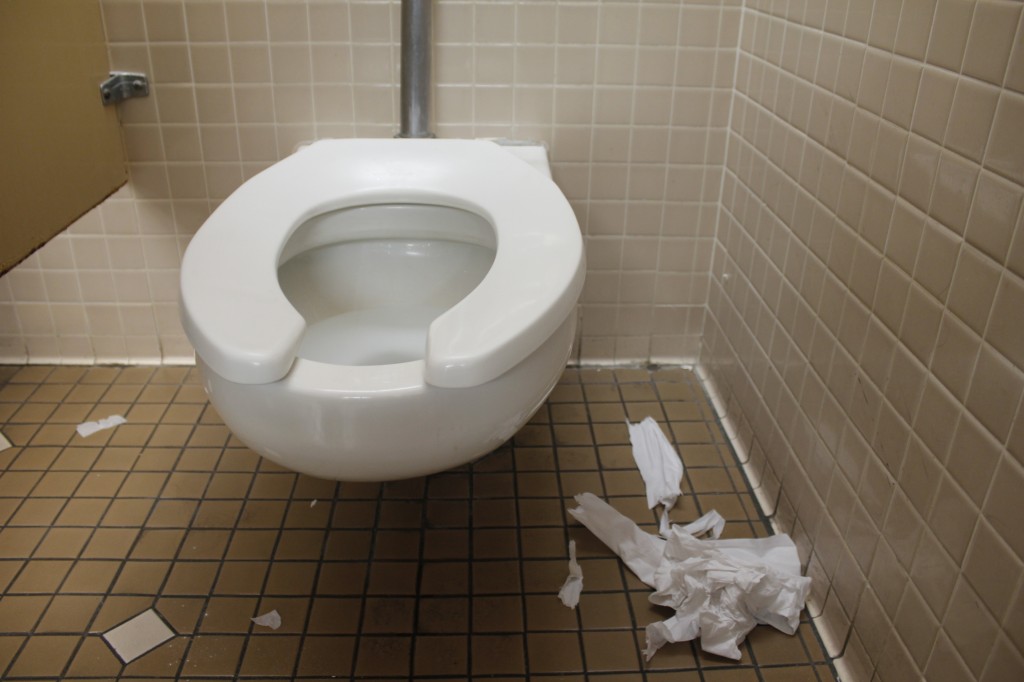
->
65 635 124 677
428 499 471 527
0 594 49 632
238 500 287 528
35 594 102 633
367 562 418 595
10 498 63 525
528 631 585 673
413 634 468 675
472 595 524 632
582 630 643 671
7 633 80 677
419 562 469 595
264 561 318 595
61 560 120 594
178 529 231 560
162 561 219 595
239 635 301 676
307 597 362 634
34 527 91 559
226 529 278 560
297 635 356 676
254 596 309 634
213 560 268 595
130 524 186 557
111 560 170 594
472 560 521 594
0 365 835 680
156 596 205 634
192 499 242 527
9 559 71 593
181 634 245 676
578 592 633 630
199 596 259 633
315 562 367 596
470 633 526 675
101 498 153 526
363 596 416 633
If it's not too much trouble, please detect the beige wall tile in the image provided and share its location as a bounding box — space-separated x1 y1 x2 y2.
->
705 3 1024 680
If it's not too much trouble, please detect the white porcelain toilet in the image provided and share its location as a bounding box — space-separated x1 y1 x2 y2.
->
180 138 585 481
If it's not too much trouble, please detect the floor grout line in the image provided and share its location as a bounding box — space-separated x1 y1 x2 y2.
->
0 364 837 680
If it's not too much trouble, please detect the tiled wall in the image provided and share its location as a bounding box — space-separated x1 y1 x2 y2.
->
702 0 1024 680
0 0 740 365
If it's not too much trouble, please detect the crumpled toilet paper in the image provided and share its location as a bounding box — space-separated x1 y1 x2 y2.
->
626 417 684 536
557 539 583 608
568 492 810 661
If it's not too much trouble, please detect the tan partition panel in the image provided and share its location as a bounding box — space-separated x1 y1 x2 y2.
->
0 0 127 274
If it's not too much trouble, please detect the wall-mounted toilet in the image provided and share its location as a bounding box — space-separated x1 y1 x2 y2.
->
180 138 585 481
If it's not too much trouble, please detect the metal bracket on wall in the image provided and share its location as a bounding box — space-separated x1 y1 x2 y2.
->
99 72 149 106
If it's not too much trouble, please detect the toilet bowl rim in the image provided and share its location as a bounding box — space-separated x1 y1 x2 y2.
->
181 138 585 388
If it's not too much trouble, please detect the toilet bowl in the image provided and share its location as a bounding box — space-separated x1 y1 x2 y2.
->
180 138 585 481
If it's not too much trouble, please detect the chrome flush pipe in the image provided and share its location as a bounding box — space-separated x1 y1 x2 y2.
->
398 0 433 138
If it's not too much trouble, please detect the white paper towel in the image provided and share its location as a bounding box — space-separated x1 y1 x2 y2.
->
626 417 684 536
568 492 810 661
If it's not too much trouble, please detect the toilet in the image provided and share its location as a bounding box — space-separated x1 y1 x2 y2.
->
180 138 585 481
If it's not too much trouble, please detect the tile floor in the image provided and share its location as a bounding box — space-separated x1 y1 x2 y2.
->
0 364 836 680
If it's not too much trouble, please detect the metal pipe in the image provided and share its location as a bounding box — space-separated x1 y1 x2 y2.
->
398 0 433 138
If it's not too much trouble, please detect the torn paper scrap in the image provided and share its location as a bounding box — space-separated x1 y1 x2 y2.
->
558 539 584 608
680 509 725 539
568 492 810 661
251 610 281 630
0 430 10 452
102 608 175 664
627 417 684 536
77 414 127 438
310 499 317 508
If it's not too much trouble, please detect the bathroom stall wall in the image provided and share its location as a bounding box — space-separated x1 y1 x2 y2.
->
0 0 740 366
703 0 1024 679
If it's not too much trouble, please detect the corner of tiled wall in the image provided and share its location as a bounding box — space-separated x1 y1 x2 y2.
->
702 0 1024 679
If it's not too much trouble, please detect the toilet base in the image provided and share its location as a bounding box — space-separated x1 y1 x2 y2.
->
197 314 577 481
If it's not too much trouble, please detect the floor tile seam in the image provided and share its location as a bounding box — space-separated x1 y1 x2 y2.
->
166 440 269 680
403 466 438 679
538 398 598 679
275 479 339 679
51 404 193 676
0 404 136 673
345 479 387 679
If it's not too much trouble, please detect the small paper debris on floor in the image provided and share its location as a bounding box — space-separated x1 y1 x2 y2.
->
0 430 11 452
569 492 810 661
77 414 127 438
557 539 583 608
102 608 175 664
310 499 317 508
251 610 281 629
627 417 684 536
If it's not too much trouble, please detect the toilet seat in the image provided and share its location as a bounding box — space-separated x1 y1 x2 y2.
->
180 138 585 389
